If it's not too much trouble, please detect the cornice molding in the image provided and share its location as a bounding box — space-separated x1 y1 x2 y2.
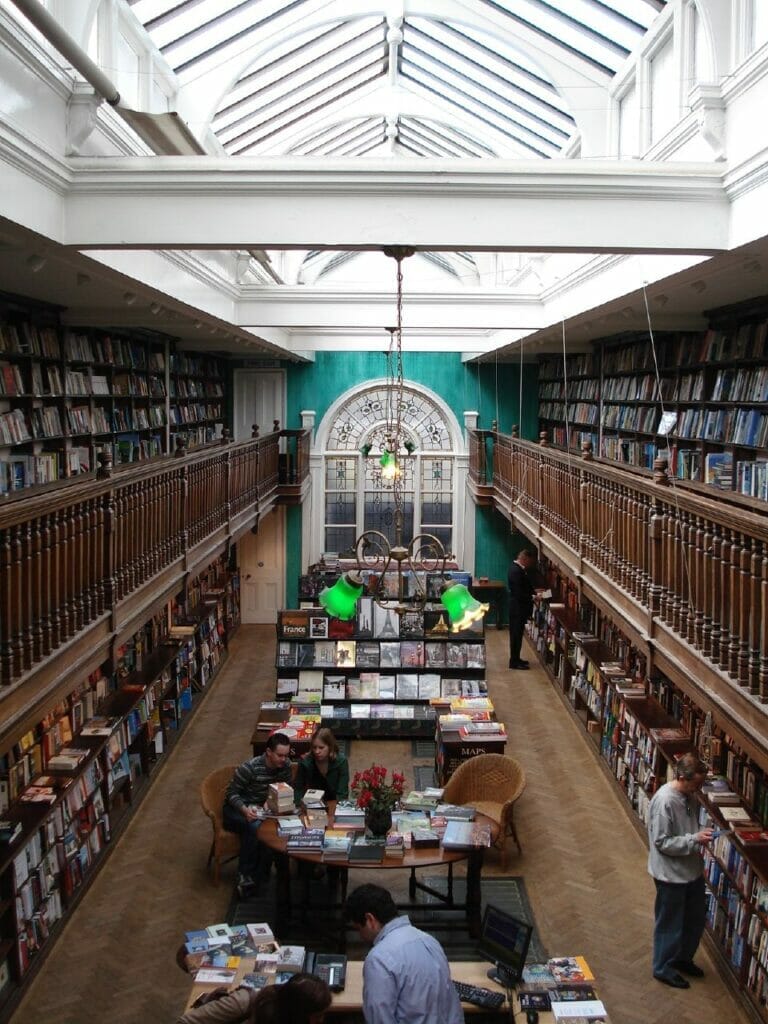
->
722 41 768 103
65 157 726 202
161 249 240 298
723 144 768 201
237 286 543 307
0 113 71 194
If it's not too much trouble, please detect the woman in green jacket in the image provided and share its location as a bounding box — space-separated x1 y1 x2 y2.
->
293 726 349 805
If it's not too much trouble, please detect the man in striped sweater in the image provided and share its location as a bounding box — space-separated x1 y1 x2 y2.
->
223 732 292 895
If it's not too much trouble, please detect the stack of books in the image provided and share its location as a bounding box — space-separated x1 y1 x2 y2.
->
322 829 354 861
349 834 386 863
333 801 365 828
441 820 492 849
267 782 295 815
276 815 304 836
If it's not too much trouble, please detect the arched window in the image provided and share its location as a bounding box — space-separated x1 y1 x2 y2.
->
323 383 457 557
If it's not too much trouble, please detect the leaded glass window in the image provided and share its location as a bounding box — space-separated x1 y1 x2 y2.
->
323 384 455 555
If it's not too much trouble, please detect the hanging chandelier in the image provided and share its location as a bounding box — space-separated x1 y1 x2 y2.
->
319 247 488 633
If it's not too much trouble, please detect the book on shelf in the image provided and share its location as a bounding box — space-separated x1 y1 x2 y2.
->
379 674 396 699
719 805 759 825
356 641 380 668
349 703 371 719
547 957 594 984
313 641 336 667
279 610 310 638
379 642 401 668
395 674 419 700
732 828 768 845
648 727 689 743
323 676 346 700
417 673 441 699
336 640 357 667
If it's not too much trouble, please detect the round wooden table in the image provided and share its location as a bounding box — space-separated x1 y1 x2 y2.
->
257 814 499 940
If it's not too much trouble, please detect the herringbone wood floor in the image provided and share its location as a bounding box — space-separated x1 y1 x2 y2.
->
15 627 752 1024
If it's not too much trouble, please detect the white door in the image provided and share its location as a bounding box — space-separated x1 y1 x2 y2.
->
233 370 285 440
239 508 285 623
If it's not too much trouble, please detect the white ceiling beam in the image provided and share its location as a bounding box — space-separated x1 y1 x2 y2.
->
60 157 729 254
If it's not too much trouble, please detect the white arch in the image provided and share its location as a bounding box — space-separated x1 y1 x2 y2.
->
307 377 473 570
314 376 464 454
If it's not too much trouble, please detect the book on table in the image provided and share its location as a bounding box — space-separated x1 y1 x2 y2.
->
441 820 492 849
434 803 475 820
547 957 595 984
322 830 353 860
411 828 440 848
194 968 237 984
348 835 386 862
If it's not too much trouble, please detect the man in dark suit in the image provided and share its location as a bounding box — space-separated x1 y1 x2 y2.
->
507 547 537 669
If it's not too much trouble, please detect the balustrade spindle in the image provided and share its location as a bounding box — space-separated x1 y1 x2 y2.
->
693 518 705 650
710 527 723 664
40 512 53 655
30 517 43 663
748 540 762 695
718 530 733 673
0 528 14 683
737 538 751 686
760 551 768 702
9 525 24 675
728 534 743 680
72 503 85 633
20 520 34 670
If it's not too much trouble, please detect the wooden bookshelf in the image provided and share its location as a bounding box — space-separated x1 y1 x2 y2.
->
0 553 237 1021
0 292 227 493
527 553 768 1021
538 297 768 503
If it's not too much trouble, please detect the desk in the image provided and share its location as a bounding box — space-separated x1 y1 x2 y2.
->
184 960 512 1017
257 816 497 939
470 578 506 628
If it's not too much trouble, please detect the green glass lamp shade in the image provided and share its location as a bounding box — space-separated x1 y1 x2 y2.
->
440 581 489 633
380 449 398 480
319 572 364 620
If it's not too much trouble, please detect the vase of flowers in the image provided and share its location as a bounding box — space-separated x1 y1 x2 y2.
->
351 764 405 837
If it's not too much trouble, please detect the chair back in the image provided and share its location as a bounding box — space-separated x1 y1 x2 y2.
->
201 765 238 830
443 753 525 804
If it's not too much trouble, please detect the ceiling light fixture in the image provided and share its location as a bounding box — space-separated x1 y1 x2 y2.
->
320 246 487 632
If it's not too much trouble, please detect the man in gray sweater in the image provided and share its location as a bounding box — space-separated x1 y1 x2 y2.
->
223 732 292 895
647 752 715 988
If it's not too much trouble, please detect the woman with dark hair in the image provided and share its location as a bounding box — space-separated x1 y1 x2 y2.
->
293 727 349 806
178 972 331 1024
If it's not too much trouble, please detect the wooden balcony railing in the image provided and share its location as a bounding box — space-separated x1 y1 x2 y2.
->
469 429 768 758
0 430 309 739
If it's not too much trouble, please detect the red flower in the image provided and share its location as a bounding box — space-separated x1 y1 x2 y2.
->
351 763 404 813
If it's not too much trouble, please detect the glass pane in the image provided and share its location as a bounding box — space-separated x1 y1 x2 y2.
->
326 493 355 525
324 527 356 555
364 491 414 547
650 40 676 144
425 526 452 554
325 458 356 489
422 458 452 488
421 491 452 525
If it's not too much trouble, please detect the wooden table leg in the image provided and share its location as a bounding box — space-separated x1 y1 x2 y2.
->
466 850 484 938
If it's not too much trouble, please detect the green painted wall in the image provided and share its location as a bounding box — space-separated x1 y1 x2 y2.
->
282 351 538 605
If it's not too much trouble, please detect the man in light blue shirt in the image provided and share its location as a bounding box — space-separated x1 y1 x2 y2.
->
344 883 464 1024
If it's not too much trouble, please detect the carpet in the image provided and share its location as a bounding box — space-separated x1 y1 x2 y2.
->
228 873 546 964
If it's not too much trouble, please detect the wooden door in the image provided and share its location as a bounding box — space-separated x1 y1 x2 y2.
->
239 508 285 623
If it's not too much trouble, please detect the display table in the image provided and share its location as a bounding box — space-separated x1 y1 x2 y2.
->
184 959 511 1016
257 814 498 939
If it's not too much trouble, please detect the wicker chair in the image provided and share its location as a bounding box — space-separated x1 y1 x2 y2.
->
441 754 526 870
201 765 240 884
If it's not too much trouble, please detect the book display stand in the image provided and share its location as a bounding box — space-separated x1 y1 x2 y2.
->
538 296 768 504
0 553 239 1018
0 293 226 494
271 577 488 740
527 554 768 1018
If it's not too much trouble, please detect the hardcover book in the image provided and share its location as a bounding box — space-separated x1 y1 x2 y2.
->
425 642 447 668
323 676 347 700
547 957 595 984
395 674 419 700
418 673 441 699
373 604 400 640
378 674 396 699
279 610 310 638
400 640 425 668
356 641 380 668
379 642 401 668
335 640 357 667
359 672 380 699
309 615 329 639
277 641 296 667
355 597 374 638
313 641 337 667
400 610 424 638
295 643 315 667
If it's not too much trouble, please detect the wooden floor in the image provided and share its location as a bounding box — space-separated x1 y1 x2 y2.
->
16 626 752 1024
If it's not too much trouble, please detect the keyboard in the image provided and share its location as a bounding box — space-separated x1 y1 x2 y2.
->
453 979 506 1010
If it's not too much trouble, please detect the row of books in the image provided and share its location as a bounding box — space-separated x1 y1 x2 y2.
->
278 639 486 670
542 367 768 406
278 673 488 701
0 322 60 358
539 401 600 426
168 402 222 425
